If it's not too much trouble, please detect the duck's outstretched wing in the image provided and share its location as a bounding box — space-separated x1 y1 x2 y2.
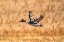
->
29 11 35 21
35 14 43 23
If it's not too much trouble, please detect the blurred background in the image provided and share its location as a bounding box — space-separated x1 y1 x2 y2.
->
0 0 64 42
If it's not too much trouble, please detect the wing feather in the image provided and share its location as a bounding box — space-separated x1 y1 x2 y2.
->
29 11 35 21
35 14 43 23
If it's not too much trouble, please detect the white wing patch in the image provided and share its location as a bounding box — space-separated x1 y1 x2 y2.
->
29 11 35 21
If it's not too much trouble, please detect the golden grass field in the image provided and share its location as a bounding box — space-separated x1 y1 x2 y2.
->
0 0 64 42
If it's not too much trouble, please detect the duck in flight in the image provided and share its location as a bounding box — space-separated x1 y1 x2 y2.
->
19 11 44 27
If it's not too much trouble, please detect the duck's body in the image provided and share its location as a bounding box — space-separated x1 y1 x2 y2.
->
19 11 43 27
28 21 42 27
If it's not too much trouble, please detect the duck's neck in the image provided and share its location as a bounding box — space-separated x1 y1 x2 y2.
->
22 20 29 23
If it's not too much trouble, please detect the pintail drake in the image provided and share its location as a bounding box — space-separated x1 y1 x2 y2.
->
19 11 44 27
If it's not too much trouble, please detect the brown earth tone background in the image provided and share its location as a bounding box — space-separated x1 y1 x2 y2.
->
0 0 64 42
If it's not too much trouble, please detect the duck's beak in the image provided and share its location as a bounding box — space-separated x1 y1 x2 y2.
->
19 20 22 22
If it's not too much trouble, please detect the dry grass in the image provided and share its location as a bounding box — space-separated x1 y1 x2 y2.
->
0 36 64 42
0 0 64 42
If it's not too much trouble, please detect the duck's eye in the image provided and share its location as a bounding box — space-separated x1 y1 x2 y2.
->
21 19 25 22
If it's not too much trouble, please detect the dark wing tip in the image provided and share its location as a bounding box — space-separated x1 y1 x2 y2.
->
29 11 32 13
29 11 32 17
40 14 44 19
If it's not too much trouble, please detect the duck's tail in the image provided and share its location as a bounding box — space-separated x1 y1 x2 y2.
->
40 24 43 27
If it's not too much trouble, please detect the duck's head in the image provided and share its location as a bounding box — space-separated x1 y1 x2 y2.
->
19 19 26 22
